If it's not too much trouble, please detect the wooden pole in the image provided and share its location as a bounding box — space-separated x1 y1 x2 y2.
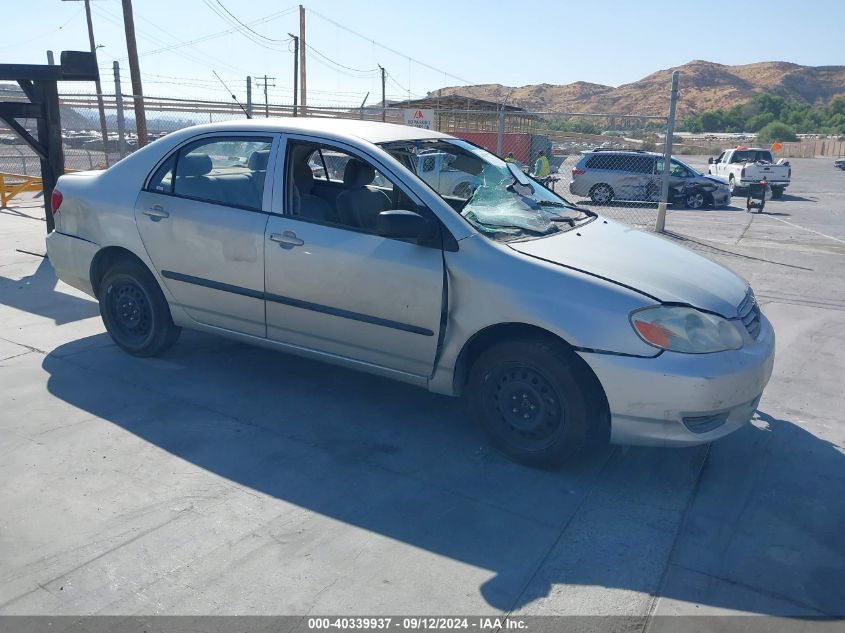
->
121 0 148 146
299 5 306 115
82 0 110 164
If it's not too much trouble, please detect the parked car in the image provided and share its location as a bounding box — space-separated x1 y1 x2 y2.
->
46 119 775 468
835 158 845 170
569 149 731 209
707 147 791 198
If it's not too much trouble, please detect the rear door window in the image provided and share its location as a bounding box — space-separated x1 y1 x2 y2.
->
150 136 273 211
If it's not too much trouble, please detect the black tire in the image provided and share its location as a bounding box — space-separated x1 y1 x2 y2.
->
771 187 784 199
467 337 595 468
98 259 180 357
589 183 614 205
728 175 743 197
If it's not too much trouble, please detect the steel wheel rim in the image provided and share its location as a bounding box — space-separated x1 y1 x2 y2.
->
108 280 152 345
484 365 565 451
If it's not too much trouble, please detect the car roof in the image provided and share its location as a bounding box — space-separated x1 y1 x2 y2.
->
161 117 452 145
583 149 662 156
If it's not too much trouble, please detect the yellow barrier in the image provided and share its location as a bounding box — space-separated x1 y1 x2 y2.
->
0 169 83 207
0 172 43 208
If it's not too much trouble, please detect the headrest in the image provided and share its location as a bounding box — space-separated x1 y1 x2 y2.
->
248 149 270 171
343 159 375 188
293 162 314 193
179 153 212 177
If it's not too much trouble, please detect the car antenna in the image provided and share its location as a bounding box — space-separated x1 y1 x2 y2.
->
213 71 251 120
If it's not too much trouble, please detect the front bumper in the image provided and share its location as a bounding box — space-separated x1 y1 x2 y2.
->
577 312 775 447
45 230 99 297
711 188 731 207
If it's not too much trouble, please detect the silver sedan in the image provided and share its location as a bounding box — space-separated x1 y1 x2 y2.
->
46 119 775 467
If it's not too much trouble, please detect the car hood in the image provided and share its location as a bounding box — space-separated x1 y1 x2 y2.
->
509 217 749 318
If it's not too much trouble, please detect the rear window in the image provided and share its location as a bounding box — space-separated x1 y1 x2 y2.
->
585 153 654 173
732 150 773 163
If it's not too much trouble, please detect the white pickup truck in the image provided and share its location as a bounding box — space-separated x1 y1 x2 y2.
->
707 147 791 198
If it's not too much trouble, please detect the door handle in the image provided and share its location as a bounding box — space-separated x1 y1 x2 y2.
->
143 205 169 220
269 231 304 248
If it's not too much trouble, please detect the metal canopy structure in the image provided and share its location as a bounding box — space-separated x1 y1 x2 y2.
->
0 51 99 232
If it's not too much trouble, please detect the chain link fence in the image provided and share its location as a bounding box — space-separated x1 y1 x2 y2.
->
2 88 683 231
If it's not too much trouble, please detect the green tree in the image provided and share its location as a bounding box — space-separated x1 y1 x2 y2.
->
756 121 798 143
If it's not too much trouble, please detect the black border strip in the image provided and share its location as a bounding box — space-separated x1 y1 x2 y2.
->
161 270 434 337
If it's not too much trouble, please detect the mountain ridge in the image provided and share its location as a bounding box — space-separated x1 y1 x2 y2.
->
430 60 845 117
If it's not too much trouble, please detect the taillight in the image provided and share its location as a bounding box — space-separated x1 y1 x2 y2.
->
740 167 745 178
572 168 586 175
50 189 63 215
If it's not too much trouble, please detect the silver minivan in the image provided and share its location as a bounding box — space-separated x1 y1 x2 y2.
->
570 149 731 209
46 119 774 467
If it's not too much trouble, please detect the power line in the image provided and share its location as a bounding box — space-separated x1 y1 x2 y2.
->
305 43 379 76
201 0 292 51
211 0 290 44
306 7 474 86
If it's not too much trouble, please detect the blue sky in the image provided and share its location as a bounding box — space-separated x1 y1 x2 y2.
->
4 0 844 106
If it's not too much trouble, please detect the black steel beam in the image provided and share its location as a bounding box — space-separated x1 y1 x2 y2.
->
0 64 64 82
16 79 36 102
0 114 46 160
0 102 43 119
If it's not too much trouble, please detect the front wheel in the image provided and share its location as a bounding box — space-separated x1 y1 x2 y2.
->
98 259 181 357
467 338 594 468
685 190 706 209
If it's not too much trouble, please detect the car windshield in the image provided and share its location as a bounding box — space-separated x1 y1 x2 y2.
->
379 138 591 241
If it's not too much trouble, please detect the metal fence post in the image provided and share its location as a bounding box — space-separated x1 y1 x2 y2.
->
246 76 253 118
496 108 505 156
113 61 127 158
656 71 679 233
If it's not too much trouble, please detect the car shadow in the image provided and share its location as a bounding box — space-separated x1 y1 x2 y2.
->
778 194 816 202
0 256 100 324
40 335 845 616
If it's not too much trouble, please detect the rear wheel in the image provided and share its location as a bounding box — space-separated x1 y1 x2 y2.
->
771 186 784 199
467 337 594 468
589 183 614 205
728 175 743 196
98 259 180 357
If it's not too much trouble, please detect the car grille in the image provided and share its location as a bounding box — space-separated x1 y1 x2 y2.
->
737 290 761 339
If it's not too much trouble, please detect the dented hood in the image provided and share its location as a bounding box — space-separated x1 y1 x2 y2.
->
509 217 749 318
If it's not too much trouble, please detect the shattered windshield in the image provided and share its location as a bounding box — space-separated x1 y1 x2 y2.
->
379 138 592 242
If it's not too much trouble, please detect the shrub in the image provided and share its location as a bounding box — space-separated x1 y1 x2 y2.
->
756 122 798 143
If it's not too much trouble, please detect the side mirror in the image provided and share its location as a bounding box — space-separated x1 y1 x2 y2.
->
376 209 435 241
708 157 714 164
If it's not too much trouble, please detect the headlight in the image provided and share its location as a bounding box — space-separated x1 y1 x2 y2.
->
630 305 744 353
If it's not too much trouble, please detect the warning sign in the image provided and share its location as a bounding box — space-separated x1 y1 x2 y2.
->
403 108 434 129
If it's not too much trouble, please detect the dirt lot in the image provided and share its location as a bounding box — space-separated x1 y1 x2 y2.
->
1 157 843 623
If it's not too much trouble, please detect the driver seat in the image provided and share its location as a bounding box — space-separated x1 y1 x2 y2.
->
336 160 391 230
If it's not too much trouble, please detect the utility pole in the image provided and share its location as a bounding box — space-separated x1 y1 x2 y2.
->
63 0 110 164
246 76 253 118
299 4 306 115
113 61 127 158
255 76 275 118
288 33 299 117
121 0 148 146
378 65 386 122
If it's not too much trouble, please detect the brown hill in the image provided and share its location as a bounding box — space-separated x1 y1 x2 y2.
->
432 60 845 117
